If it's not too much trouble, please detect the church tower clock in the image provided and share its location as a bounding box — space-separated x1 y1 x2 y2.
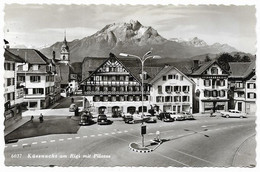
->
60 31 70 64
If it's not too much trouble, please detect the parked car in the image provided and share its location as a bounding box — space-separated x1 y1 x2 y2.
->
97 114 113 125
79 112 95 126
221 110 247 118
180 111 195 120
169 111 185 121
145 114 157 123
69 103 78 112
157 112 174 122
122 113 135 124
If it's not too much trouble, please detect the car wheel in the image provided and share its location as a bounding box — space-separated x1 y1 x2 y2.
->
226 115 229 118
240 116 243 119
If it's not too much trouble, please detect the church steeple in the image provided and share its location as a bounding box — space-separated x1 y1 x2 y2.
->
59 30 70 64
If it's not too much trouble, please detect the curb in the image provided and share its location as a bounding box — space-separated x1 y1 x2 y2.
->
128 141 162 153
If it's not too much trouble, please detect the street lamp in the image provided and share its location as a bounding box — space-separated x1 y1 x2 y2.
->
120 51 161 147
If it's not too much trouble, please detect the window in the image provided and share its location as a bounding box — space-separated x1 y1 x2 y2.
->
135 96 140 101
168 75 172 79
247 83 256 89
211 67 218 74
219 90 226 97
30 76 41 83
236 82 244 88
204 79 211 87
182 96 189 102
174 96 181 102
95 86 100 91
174 86 181 92
111 96 117 102
127 86 133 91
4 63 12 70
111 76 116 81
158 86 162 94
33 88 44 94
163 76 166 81
156 96 164 102
176 75 179 80
165 96 172 102
180 76 183 81
237 91 244 98
212 90 218 97
204 90 210 97
183 86 189 93
120 86 125 92
7 78 14 86
111 87 116 92
102 76 107 81
165 86 172 93
17 76 25 82
247 93 256 99
119 76 124 81
220 79 225 86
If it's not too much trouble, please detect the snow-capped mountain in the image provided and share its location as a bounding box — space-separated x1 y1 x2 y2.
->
41 20 238 63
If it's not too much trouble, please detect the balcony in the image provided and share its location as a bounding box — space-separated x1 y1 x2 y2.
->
84 91 150 95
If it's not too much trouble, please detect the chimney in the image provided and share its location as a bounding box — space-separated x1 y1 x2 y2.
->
52 51 56 60
4 39 10 49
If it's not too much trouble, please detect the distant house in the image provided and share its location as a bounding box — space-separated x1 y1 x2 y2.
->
228 62 256 113
188 60 229 113
9 48 57 110
4 48 25 127
149 65 195 113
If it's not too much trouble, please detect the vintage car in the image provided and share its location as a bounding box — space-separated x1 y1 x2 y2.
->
79 112 95 126
221 110 247 118
97 114 113 125
169 111 185 121
180 111 195 120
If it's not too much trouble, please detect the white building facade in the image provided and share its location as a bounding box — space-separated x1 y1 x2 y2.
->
149 66 194 114
189 61 229 113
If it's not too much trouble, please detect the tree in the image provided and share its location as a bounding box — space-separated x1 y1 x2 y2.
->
241 55 251 62
205 55 211 62
217 53 234 71
234 53 241 62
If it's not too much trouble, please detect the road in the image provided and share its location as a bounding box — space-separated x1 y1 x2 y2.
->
4 115 256 167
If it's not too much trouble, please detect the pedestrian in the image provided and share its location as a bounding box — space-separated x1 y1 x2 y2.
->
71 97 74 103
39 113 44 123
210 109 213 117
31 115 34 122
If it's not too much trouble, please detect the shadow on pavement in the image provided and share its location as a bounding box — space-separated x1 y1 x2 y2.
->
5 116 80 144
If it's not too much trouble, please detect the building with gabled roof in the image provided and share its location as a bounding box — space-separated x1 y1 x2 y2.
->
149 65 195 113
80 53 163 116
188 60 230 113
228 61 256 113
9 48 57 110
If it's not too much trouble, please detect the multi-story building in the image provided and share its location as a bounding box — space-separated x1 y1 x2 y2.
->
9 48 57 110
228 62 256 113
189 60 229 113
4 48 25 127
81 53 162 116
149 65 195 113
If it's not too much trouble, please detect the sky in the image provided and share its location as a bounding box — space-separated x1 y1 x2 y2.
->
4 4 257 54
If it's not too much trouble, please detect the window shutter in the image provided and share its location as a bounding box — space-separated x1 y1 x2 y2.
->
254 93 256 98
204 80 206 86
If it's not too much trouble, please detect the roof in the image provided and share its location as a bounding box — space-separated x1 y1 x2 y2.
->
56 63 70 84
149 65 195 85
9 48 51 64
81 54 163 84
191 60 216 75
229 61 255 78
4 49 24 63
127 66 163 83
190 60 229 76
